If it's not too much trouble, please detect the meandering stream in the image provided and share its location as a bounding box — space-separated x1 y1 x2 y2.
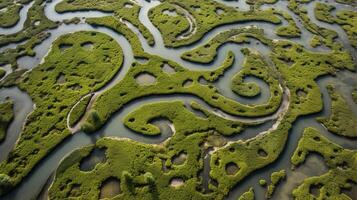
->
0 0 356 199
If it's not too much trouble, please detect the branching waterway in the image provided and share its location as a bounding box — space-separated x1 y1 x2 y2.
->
0 0 356 199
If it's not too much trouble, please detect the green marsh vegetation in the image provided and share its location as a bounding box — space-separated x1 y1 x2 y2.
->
266 170 286 199
48 21 356 200
291 128 357 199
68 94 93 128
55 0 155 46
148 0 281 47
317 85 357 138
0 68 5 79
0 0 32 28
0 0 356 199
0 31 123 194
238 187 254 200
0 100 14 142
314 2 357 49
0 0 58 70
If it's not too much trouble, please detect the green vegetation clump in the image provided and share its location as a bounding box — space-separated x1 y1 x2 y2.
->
0 4 21 28
246 0 278 10
148 0 281 47
238 187 254 200
49 136 219 199
147 2 190 42
0 31 123 194
231 48 281 100
63 17 81 25
266 170 286 199
259 179 267 186
273 9 301 38
335 0 357 7
55 30 355 199
335 10 357 49
291 128 357 199
55 0 155 46
0 0 58 70
68 94 92 128
181 27 267 64
0 0 356 198
59 11 355 197
0 69 5 79
0 0 31 27
201 31 355 196
0 101 14 142
314 3 335 24
310 35 322 48
352 86 357 104
314 2 357 49
0 69 27 88
317 85 357 137
0 174 12 195
0 0 58 47
124 101 257 136
80 29 285 133
0 32 50 69
288 0 342 50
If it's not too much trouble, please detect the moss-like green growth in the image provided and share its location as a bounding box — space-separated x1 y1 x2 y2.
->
335 0 357 6
82 49 283 133
238 187 254 200
0 4 21 28
266 170 286 199
0 69 27 88
1 0 356 197
124 101 257 136
147 2 190 43
335 10 357 49
68 94 92 128
259 179 267 186
85 16 147 57
317 85 357 138
352 86 357 104
274 9 301 38
0 32 50 69
47 23 356 199
0 0 31 27
0 31 123 194
0 0 58 71
314 2 357 49
181 27 267 64
148 0 281 47
0 0 58 47
246 0 278 10
201 31 355 197
63 17 81 25
49 135 218 199
231 48 281 100
0 101 14 142
55 0 154 46
310 35 322 48
288 0 342 50
314 3 335 24
0 68 5 79
291 127 357 199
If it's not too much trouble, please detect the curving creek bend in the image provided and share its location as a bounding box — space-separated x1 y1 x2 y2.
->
0 0 357 199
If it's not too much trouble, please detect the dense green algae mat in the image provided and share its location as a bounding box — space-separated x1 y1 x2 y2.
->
0 101 14 142
0 0 357 199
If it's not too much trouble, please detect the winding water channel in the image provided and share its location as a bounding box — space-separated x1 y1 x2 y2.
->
0 0 356 199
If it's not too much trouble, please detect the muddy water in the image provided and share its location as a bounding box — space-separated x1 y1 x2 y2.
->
0 0 356 199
